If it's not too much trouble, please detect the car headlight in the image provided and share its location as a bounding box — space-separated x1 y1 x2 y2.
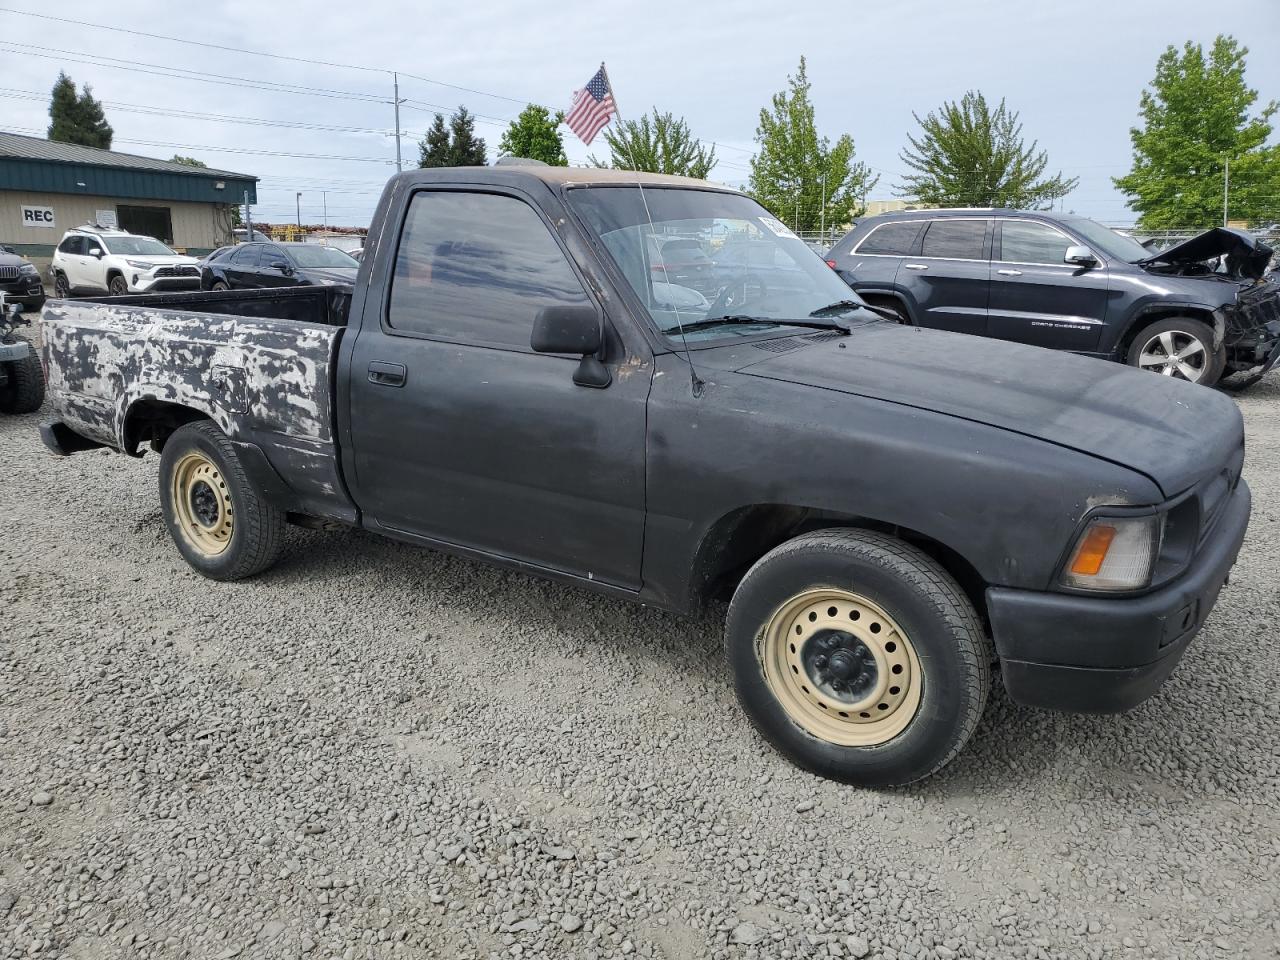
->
19 263 37 275
126 260 156 270
1060 514 1164 592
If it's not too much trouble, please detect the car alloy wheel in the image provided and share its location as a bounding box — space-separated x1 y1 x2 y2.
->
1137 329 1210 382
759 588 922 747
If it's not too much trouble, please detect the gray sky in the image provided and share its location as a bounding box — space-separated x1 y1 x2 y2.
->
2 0 1277 227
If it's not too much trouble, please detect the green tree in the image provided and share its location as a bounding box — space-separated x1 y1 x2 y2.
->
499 104 567 165
897 91 1077 209
418 106 488 167
749 57 876 232
590 111 716 178
1115 35 1280 229
47 71 114 149
170 155 207 168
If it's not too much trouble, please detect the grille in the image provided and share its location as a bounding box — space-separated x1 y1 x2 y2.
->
155 266 199 278
0 266 19 281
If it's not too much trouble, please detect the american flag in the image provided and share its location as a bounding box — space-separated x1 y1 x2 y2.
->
564 65 616 145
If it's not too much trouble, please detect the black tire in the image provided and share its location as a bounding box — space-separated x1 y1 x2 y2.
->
157 420 285 581
211 280 229 291
0 345 45 414
1125 317 1225 386
108 275 129 297
53 273 70 299
726 528 991 787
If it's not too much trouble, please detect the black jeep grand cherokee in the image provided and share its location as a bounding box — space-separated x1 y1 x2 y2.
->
827 210 1279 387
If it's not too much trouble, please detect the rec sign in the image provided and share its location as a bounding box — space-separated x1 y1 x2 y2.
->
20 205 56 228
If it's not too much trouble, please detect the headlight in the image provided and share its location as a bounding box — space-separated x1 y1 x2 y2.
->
1060 514 1164 592
126 260 156 270
19 263 37 275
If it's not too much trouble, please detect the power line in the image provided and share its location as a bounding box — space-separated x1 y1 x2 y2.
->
0 5 528 105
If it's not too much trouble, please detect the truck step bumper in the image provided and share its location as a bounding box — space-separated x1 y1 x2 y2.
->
40 421 109 456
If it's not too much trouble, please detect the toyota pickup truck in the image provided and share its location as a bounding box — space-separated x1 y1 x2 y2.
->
39 166 1253 787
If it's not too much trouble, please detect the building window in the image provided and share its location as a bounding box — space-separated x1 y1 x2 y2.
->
116 205 174 245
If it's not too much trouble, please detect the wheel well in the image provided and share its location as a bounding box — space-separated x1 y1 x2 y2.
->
122 399 210 456
1119 307 1217 359
691 504 989 622
856 292 912 324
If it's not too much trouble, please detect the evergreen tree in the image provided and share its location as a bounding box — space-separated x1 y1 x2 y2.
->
898 91 1077 208
47 72 113 149
499 104 568 165
418 107 487 167
170 155 208 168
589 111 716 178
749 57 876 232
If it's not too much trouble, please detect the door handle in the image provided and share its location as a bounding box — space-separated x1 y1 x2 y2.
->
903 263 928 271
367 361 406 387
997 269 1023 277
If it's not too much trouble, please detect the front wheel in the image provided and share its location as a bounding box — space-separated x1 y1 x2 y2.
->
1127 318 1224 386
158 420 285 580
53 273 70 299
0 346 45 414
211 280 229 291
726 529 991 786
108 275 129 297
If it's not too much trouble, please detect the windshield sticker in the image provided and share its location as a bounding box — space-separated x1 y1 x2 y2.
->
758 216 798 239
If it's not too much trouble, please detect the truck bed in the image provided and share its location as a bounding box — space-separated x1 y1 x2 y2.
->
40 286 354 524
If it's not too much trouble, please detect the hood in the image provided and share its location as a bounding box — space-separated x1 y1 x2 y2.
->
1138 227 1274 281
298 266 358 284
726 323 1242 497
126 253 200 265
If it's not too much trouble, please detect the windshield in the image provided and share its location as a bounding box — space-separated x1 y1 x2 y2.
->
568 187 868 342
101 236 176 256
287 245 358 268
1062 218 1151 263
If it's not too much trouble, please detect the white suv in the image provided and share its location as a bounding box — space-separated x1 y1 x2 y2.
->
50 226 201 297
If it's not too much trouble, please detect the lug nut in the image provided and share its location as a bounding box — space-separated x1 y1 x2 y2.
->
814 655 828 669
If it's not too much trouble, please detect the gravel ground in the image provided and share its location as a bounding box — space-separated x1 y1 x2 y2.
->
2 369 1278 960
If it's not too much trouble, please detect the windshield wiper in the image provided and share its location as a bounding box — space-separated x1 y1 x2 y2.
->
668 315 848 334
808 299 874 318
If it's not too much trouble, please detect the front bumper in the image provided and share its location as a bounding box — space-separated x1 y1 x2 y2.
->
130 270 200 293
1 280 46 310
987 479 1251 713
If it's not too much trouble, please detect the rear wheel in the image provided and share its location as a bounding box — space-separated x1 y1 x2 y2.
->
158 420 285 580
726 529 990 786
1127 318 1224 386
0 345 45 414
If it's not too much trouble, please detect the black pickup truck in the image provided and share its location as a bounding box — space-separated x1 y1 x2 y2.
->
39 167 1252 786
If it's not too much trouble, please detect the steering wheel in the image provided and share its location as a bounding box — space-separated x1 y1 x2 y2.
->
708 273 769 316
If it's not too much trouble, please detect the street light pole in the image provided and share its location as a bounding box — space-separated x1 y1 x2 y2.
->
394 72 403 173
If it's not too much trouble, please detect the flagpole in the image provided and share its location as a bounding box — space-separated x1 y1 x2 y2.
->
599 61 622 125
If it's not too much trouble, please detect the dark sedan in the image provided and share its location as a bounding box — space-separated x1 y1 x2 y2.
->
201 242 358 291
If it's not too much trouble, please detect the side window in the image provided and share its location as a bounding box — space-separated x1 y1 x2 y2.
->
58 236 83 255
84 239 104 257
261 245 287 266
854 221 921 256
921 220 987 260
999 221 1072 265
388 191 592 348
232 245 260 266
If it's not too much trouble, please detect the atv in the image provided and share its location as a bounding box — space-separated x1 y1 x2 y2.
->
0 295 44 415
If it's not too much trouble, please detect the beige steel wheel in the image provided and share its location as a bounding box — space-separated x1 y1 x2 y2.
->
169 451 234 557
760 588 922 747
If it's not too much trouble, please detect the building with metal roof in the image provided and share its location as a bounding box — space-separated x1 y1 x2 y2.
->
0 131 257 261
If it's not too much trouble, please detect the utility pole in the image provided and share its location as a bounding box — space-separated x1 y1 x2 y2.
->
243 189 252 242
296 192 302 233
820 172 827 241
394 72 403 173
322 191 328 232
1223 156 1229 227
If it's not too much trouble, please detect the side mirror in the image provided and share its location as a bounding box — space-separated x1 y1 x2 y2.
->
531 304 610 388
88 247 104 258
1065 245 1097 267
270 260 292 273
